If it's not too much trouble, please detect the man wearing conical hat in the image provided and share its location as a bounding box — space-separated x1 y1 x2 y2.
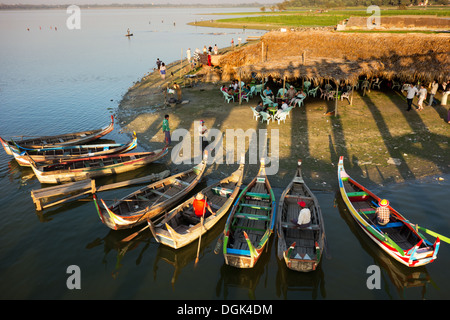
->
192 192 215 218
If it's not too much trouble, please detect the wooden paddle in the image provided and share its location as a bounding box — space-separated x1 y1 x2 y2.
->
413 224 450 245
194 195 207 266
120 224 150 242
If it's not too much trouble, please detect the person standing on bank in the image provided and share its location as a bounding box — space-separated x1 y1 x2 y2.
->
198 120 209 153
162 114 171 146
429 80 439 106
417 85 427 111
406 84 418 111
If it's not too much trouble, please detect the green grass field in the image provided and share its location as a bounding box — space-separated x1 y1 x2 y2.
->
211 7 450 28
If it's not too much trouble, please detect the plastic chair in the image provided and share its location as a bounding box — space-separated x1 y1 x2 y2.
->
259 111 272 124
341 92 350 102
251 107 261 121
222 91 234 103
293 96 305 108
392 81 401 90
361 80 370 91
254 84 263 95
308 86 319 97
277 88 287 98
303 81 311 92
240 93 249 103
274 111 288 124
260 94 274 106
284 106 294 118
248 86 256 98
372 79 382 89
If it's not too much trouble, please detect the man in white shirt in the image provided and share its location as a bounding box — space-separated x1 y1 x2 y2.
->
296 201 311 228
406 84 419 111
198 120 209 152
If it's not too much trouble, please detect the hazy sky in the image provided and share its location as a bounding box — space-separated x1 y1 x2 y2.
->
2 0 279 4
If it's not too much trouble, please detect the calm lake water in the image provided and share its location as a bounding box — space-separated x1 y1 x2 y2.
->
0 8 449 302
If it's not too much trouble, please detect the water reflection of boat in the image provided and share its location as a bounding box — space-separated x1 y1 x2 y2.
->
275 254 326 299
335 193 433 298
215 237 273 299
152 218 224 287
86 229 153 278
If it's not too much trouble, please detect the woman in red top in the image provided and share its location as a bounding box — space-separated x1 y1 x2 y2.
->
192 193 215 217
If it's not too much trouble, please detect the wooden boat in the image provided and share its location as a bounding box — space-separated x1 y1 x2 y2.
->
94 152 208 230
148 163 245 249
276 160 326 272
9 133 137 167
337 156 440 267
28 147 168 184
222 159 276 268
0 115 114 155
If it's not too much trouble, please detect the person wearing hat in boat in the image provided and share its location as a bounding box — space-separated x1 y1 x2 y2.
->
376 199 390 226
192 192 215 218
296 201 311 228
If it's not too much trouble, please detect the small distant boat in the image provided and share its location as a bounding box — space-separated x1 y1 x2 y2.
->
94 152 208 230
9 133 138 167
337 156 439 267
276 160 326 272
148 162 245 249
28 147 168 184
0 115 114 156
125 33 133 37
222 159 276 268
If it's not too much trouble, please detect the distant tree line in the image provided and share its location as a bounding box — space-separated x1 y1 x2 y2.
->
273 0 448 8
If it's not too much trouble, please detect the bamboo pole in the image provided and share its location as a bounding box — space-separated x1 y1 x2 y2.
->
335 81 339 116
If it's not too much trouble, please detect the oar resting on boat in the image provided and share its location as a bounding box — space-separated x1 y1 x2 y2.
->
337 155 440 268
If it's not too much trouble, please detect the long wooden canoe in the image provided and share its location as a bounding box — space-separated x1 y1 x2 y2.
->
148 163 245 249
337 156 439 267
0 115 114 155
94 152 208 230
10 133 137 167
276 160 326 272
222 159 276 268
29 147 168 184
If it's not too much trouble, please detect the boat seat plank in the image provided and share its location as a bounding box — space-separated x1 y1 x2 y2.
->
377 222 403 229
245 192 270 199
235 212 270 221
151 189 172 198
239 203 271 211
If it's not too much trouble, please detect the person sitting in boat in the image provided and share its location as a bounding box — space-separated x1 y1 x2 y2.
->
376 199 390 225
296 201 311 228
192 193 215 218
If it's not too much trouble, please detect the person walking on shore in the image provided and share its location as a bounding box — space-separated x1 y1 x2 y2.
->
186 48 191 62
160 62 166 80
406 84 418 111
418 85 427 111
162 114 171 146
429 81 438 106
156 58 161 70
198 120 209 153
